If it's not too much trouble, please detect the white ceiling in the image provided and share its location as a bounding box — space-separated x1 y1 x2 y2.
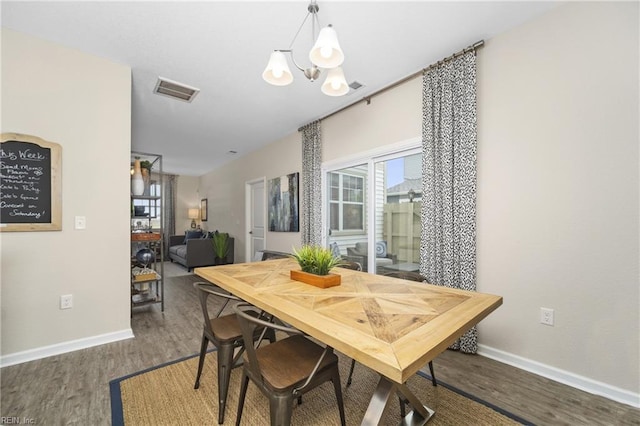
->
2 1 559 176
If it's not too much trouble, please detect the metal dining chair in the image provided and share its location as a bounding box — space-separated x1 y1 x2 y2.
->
193 282 275 424
233 303 346 426
337 260 362 271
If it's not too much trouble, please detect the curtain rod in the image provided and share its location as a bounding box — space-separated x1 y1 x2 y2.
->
299 40 484 130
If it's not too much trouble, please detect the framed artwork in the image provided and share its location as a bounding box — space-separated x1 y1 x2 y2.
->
268 172 299 232
200 198 208 222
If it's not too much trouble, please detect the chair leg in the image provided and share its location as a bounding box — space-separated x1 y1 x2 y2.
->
346 359 356 386
269 394 293 426
332 370 346 426
235 373 249 426
428 361 437 387
194 335 208 389
217 343 235 424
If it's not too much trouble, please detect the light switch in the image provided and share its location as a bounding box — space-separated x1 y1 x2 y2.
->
74 216 86 230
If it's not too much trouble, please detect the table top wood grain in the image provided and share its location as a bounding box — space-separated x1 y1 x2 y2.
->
195 258 502 384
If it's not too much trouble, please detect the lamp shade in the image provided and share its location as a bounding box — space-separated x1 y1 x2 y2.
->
188 208 200 220
321 67 349 96
262 51 294 86
309 25 344 69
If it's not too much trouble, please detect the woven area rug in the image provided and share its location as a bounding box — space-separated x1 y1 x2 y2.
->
110 353 532 425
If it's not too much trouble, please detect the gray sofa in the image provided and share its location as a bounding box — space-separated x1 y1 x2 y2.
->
168 231 234 272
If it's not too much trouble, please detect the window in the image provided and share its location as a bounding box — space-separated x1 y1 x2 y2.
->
329 172 365 233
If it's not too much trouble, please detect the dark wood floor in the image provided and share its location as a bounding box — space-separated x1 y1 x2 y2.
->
1 263 638 425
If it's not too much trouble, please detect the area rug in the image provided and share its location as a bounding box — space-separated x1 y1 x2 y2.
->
110 353 533 425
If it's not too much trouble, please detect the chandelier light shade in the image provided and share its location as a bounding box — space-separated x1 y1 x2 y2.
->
262 51 294 86
321 67 349 96
263 1 348 96
309 25 344 69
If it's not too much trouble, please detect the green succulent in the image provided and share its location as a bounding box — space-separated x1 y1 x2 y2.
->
291 245 344 276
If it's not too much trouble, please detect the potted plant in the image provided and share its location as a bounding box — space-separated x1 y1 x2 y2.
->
290 245 344 288
211 231 230 265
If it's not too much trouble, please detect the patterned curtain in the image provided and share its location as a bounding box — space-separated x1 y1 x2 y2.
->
300 120 322 246
420 51 478 353
163 174 177 256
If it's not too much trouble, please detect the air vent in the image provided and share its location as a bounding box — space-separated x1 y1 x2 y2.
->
348 81 365 90
153 77 200 102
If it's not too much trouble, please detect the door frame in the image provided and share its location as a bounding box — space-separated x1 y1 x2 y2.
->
245 176 267 262
321 138 421 271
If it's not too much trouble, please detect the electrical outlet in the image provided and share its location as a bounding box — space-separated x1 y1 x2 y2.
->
60 294 73 310
74 216 86 230
540 307 554 326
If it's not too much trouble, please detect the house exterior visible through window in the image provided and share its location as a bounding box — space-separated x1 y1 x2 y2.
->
329 172 365 233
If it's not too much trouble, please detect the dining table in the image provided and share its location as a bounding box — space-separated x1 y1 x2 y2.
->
195 258 502 425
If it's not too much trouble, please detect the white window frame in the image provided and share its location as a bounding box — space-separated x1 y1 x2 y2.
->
328 171 366 235
321 138 421 270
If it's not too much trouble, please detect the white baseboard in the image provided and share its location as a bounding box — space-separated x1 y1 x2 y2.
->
0 329 134 368
477 344 640 408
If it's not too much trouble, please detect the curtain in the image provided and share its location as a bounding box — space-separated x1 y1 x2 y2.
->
300 120 322 246
163 174 177 256
420 51 478 353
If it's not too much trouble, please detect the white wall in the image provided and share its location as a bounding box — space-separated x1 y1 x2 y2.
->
198 2 639 402
475 1 639 398
175 175 200 233
199 133 301 260
0 29 132 362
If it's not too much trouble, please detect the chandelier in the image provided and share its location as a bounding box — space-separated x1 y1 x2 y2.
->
262 1 348 97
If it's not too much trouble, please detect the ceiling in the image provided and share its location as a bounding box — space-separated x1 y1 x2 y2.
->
2 1 559 176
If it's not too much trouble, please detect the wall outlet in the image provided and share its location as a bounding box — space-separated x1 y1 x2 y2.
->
540 307 554 326
60 294 73 310
74 216 86 230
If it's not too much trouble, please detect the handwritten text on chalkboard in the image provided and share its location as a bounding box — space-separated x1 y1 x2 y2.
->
0 141 52 223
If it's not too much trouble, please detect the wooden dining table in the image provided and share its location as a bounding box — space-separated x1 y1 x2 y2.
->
195 258 502 425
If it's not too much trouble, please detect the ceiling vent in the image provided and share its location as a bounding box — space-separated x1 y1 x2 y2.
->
153 77 199 103
348 81 365 91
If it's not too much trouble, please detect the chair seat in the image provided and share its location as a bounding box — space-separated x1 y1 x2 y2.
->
249 334 339 391
210 314 243 342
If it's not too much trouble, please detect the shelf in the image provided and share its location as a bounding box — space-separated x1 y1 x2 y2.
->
131 151 164 314
132 290 160 306
131 195 161 200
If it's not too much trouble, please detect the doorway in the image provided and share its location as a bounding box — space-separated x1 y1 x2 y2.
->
323 141 421 274
245 178 266 262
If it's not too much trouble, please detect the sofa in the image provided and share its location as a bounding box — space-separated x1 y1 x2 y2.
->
168 231 234 272
345 241 396 272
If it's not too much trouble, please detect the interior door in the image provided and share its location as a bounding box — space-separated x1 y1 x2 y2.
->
248 179 265 261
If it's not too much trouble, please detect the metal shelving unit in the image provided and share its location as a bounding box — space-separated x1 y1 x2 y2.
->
130 151 164 314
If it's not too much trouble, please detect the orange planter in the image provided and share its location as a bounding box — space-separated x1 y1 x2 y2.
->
290 270 341 288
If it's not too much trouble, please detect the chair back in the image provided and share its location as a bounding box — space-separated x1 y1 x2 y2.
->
193 282 241 333
339 261 362 271
383 271 428 282
233 303 303 385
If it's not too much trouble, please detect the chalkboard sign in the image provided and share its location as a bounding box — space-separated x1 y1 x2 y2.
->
1 133 62 231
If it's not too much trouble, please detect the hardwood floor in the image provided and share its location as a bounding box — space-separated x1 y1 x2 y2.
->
1 262 638 425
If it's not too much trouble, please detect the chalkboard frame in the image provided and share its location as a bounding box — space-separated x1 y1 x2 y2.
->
1 133 62 232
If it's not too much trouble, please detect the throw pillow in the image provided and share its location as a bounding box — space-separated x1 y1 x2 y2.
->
329 242 341 258
375 241 387 258
184 230 203 244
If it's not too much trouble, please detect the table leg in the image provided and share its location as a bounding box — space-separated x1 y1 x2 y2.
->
361 377 435 426
396 383 435 425
361 376 396 425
